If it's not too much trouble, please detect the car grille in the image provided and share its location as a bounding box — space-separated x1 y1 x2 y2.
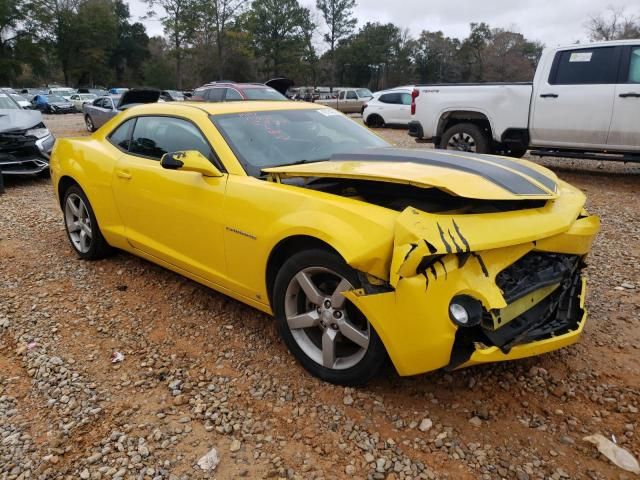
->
0 131 48 173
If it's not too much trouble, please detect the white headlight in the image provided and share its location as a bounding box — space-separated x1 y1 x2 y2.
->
26 127 51 139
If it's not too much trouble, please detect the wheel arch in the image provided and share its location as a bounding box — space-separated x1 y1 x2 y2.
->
265 235 343 306
57 175 81 208
437 110 495 141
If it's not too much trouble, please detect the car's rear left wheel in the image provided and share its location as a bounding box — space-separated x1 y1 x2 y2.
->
366 114 385 128
63 185 112 260
85 115 95 132
273 249 387 385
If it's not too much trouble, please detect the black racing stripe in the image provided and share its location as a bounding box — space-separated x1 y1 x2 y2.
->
330 149 548 196
473 153 557 192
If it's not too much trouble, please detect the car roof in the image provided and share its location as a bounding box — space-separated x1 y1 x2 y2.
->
121 100 323 117
199 83 269 89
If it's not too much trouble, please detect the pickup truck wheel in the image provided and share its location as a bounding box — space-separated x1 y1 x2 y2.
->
85 115 95 132
440 123 490 154
273 249 387 386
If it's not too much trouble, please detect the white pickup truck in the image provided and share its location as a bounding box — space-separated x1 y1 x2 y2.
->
408 39 640 161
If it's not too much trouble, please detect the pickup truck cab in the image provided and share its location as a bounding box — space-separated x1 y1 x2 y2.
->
315 88 373 113
409 40 640 161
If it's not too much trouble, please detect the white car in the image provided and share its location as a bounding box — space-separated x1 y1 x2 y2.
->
10 93 31 109
363 87 413 127
48 87 76 101
69 93 97 111
409 39 640 160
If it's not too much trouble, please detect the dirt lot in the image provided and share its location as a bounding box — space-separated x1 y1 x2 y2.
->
1 113 639 480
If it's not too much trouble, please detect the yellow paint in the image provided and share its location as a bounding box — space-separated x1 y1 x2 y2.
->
49 101 599 377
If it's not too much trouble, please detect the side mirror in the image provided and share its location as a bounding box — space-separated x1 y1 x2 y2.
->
160 150 223 177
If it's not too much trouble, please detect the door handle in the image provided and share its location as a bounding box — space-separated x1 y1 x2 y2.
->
116 169 132 180
540 93 559 98
619 92 640 98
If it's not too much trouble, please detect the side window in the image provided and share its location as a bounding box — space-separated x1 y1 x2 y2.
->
379 93 402 104
339 91 345 100
628 47 640 83
346 91 357 100
206 88 225 102
129 116 213 161
93 98 103 107
378 93 392 104
550 47 618 85
108 119 135 151
225 88 243 101
400 93 412 105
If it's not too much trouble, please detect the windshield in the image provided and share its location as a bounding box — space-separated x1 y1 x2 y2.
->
0 93 20 109
356 88 373 98
11 94 27 102
53 89 74 96
47 95 65 102
212 108 389 177
166 90 184 99
243 88 287 101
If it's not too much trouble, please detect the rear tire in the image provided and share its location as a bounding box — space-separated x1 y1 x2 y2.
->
366 114 385 128
85 115 96 132
440 123 491 154
273 249 387 385
62 185 112 260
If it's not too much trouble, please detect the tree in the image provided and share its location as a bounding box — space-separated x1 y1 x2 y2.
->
482 29 541 82
413 31 462 83
111 0 150 84
198 0 247 80
586 6 640 41
245 0 313 77
145 0 199 88
0 0 30 83
316 0 356 87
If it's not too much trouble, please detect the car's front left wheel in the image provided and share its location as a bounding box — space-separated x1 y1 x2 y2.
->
273 249 387 385
63 185 112 260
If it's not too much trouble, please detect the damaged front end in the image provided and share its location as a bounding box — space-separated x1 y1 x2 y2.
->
0 108 55 175
343 182 599 377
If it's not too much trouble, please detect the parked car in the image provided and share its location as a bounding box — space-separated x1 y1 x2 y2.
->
192 79 291 102
69 93 97 111
82 89 161 131
10 93 31 109
0 89 55 176
32 94 76 114
315 87 373 113
78 87 108 97
50 101 599 385
409 39 640 161
160 90 185 101
109 87 129 95
362 87 413 127
48 87 76 101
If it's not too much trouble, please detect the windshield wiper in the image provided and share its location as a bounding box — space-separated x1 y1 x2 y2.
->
277 158 327 168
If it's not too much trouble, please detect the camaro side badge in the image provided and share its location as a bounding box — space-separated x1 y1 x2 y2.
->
226 226 257 240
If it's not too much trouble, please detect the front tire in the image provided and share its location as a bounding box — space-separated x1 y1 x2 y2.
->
85 115 96 132
440 123 491 154
62 185 112 260
365 114 385 128
273 249 387 385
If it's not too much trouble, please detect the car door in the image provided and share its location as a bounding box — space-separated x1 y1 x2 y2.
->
205 88 225 102
345 90 358 113
530 46 621 149
90 98 109 127
110 115 229 286
607 45 640 151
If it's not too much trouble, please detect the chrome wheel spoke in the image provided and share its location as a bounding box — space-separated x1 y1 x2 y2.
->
295 271 325 306
339 320 369 349
330 278 351 309
68 221 81 233
287 310 320 330
322 328 337 368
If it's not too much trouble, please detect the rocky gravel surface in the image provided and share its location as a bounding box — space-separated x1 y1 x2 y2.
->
0 113 638 479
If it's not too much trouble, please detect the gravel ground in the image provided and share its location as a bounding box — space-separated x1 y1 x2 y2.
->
1 113 639 480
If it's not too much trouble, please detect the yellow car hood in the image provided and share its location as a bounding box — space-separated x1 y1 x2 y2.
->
264 148 559 201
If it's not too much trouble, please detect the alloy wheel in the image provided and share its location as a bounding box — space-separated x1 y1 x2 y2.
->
86 116 94 132
447 132 477 152
284 266 370 370
64 193 93 253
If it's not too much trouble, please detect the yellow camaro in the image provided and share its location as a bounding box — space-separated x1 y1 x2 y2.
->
50 101 599 385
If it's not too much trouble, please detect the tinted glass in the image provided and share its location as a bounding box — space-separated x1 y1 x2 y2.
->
346 91 357 100
93 98 103 106
379 93 400 104
206 88 225 102
551 47 618 85
212 108 389 176
629 47 640 83
129 116 213 160
109 119 135 151
242 88 286 100
225 88 243 101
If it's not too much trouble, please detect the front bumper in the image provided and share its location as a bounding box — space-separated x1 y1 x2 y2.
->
0 132 55 175
344 212 599 377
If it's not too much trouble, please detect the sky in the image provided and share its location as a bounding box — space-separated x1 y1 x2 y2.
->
129 0 639 49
